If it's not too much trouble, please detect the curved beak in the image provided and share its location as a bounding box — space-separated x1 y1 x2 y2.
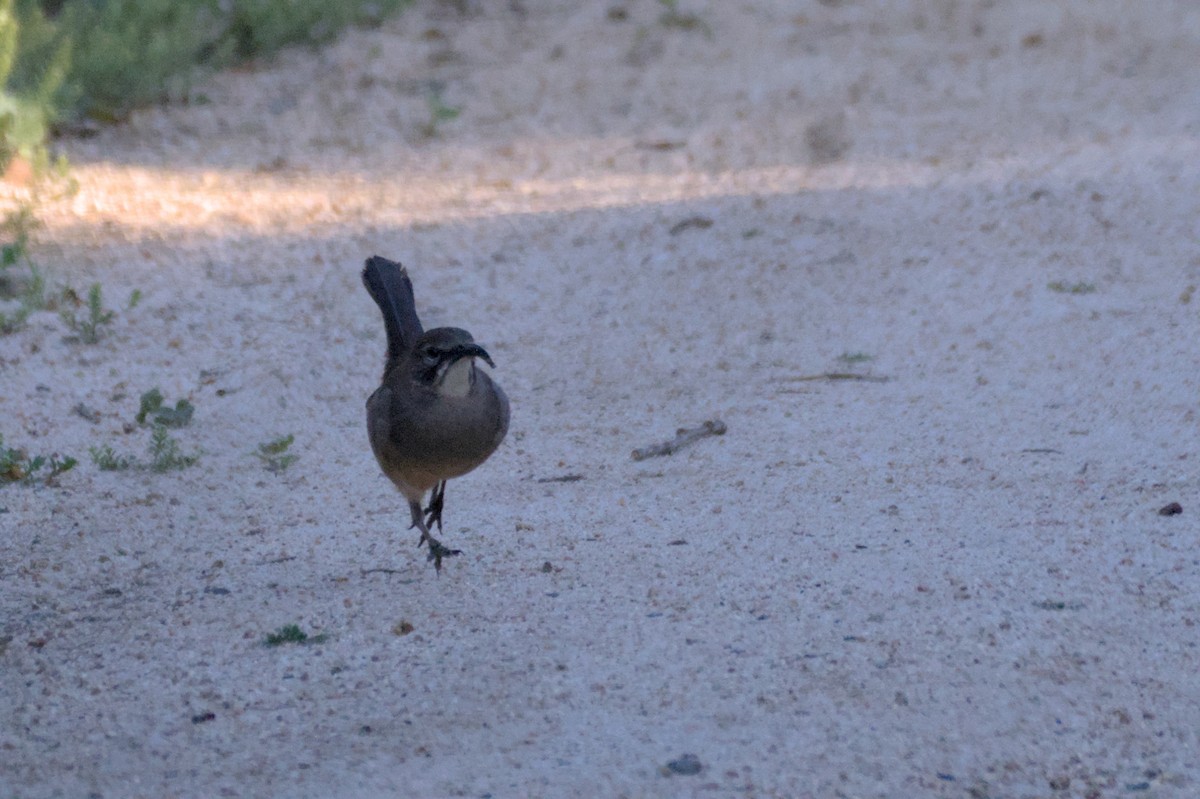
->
450 342 496 369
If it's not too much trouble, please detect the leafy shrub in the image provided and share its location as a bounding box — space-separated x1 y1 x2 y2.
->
60 0 409 120
0 0 70 168
0 0 411 166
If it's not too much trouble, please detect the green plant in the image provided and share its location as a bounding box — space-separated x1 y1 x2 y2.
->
1 433 75 485
59 0 223 120
51 0 410 122
31 452 75 482
0 220 47 334
89 443 135 471
19 258 43 304
59 281 115 343
1047 280 1096 295
420 84 459 138
837 352 874 364
264 623 326 646
0 1 413 251
224 0 399 59
1 434 25 481
0 202 37 268
147 424 199 472
657 0 712 36
0 163 76 311
255 433 297 473
0 0 72 169
0 267 42 332
0 0 427 330
136 388 194 427
87 388 199 473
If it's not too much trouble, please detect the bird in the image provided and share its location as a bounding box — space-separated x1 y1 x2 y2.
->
361 255 510 571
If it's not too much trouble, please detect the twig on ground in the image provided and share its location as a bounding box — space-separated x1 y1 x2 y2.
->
780 373 889 383
631 419 726 461
536 473 584 483
360 568 414 578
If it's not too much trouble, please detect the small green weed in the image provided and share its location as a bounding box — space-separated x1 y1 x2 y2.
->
89 389 199 473
264 623 327 647
60 282 115 343
21 262 46 307
0 206 41 333
147 425 199 472
136 388 194 428
0 261 46 334
1 434 76 485
89 444 135 471
255 434 297 473
1047 280 1096 295
657 0 712 36
837 352 874 365
420 84 460 138
32 453 75 483
0 204 38 269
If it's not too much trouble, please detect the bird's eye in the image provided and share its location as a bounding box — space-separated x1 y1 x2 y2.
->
420 346 439 361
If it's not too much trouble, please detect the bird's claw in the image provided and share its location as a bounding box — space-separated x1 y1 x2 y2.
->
423 538 462 572
423 482 446 532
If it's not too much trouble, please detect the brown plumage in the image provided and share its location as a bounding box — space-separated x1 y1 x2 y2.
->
362 256 509 570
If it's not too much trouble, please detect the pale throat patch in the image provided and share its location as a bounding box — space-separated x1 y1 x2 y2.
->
436 357 475 397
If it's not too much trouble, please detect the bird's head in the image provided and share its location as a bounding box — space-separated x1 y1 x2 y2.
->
412 327 495 396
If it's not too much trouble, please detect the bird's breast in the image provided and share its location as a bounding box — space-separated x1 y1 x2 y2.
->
435 358 475 398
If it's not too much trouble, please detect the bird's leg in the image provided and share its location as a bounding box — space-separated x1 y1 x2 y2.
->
424 480 446 532
408 498 461 572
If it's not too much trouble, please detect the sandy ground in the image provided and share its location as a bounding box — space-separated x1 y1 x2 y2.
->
2 1 1199 797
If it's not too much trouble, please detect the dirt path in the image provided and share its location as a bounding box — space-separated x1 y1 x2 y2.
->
4 2 1199 796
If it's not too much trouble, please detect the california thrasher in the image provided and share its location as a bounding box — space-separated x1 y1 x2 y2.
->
362 256 510 570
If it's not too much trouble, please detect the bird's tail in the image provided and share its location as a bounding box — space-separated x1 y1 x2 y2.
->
362 256 424 365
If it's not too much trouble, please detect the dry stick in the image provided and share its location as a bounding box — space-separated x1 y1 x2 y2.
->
360 568 413 578
631 419 727 461
669 216 714 235
536 474 584 483
781 373 889 383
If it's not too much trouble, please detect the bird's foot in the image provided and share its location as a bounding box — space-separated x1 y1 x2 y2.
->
423 481 446 532
421 535 462 572
408 496 457 571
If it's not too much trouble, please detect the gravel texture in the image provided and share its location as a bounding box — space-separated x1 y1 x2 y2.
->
2 2 1199 797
